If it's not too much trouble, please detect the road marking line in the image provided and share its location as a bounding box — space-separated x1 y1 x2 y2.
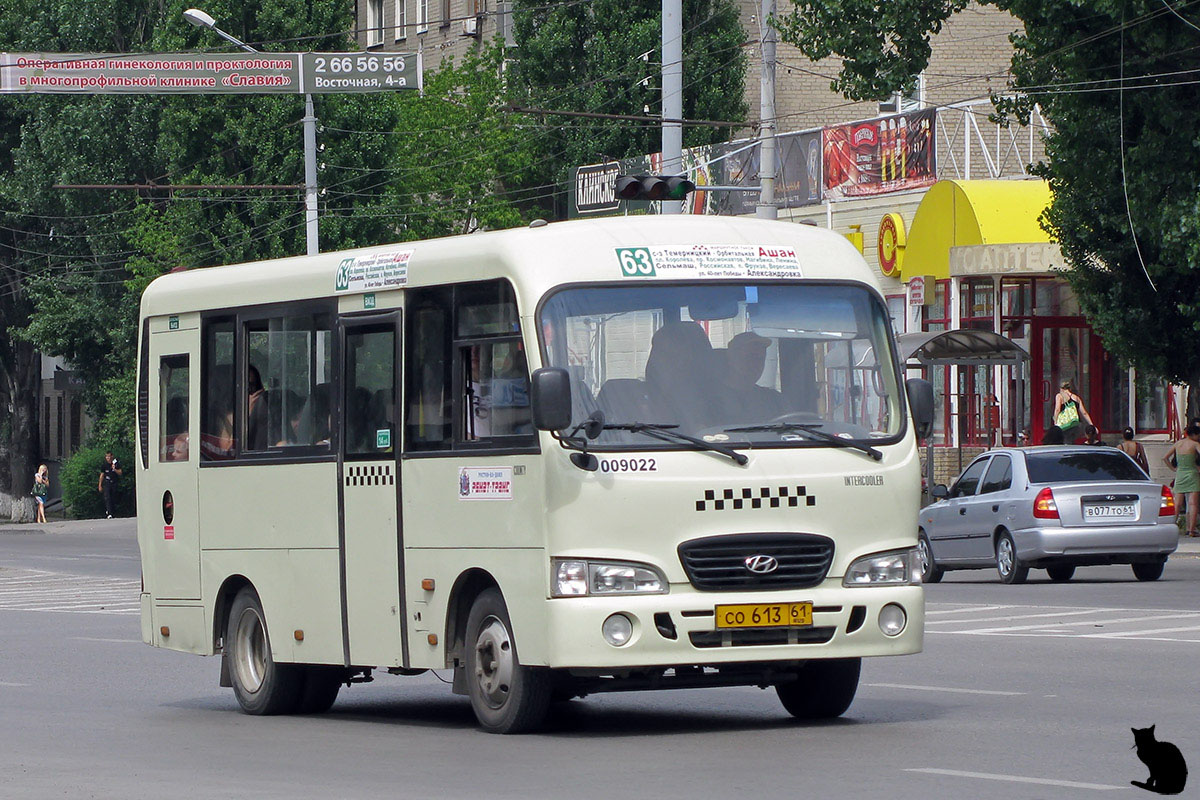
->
1083 624 1200 638
964 612 1199 634
925 605 1009 615
905 768 1122 790
868 683 1025 696
0 681 30 687
927 609 1104 625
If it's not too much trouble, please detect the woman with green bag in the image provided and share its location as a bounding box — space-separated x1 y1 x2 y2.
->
1052 380 1092 443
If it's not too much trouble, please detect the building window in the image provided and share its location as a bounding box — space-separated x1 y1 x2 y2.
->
960 277 994 331
879 74 924 115
418 0 428 32
394 0 406 40
440 0 450 27
366 0 384 46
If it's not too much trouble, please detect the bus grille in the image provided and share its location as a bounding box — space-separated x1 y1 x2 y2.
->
677 533 834 591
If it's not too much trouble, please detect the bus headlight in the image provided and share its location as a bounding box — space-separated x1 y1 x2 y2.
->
842 549 919 587
552 559 668 597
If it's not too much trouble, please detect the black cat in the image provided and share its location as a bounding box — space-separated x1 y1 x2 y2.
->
1131 725 1188 795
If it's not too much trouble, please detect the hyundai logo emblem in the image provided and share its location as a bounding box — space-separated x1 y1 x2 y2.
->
744 554 779 574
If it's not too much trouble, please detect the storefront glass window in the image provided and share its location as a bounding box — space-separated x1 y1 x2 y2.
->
1034 279 1080 317
922 280 951 445
1136 375 1169 431
960 277 995 331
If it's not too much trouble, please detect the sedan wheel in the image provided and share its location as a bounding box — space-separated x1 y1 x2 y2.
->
1132 561 1164 582
1046 565 1075 583
917 531 943 583
995 531 1029 585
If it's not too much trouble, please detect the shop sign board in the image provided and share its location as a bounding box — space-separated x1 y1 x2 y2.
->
0 52 420 94
908 275 933 308
949 243 1064 276
823 109 936 199
573 162 620 214
877 212 906 277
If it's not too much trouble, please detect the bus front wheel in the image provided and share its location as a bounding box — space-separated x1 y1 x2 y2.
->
775 657 861 720
464 588 551 734
226 588 303 715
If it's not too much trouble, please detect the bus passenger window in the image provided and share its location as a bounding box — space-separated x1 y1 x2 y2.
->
159 354 189 462
245 313 333 451
406 292 452 450
462 340 530 441
201 319 236 460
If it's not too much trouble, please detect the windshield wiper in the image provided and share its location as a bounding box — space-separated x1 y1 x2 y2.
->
603 422 749 466
724 422 882 461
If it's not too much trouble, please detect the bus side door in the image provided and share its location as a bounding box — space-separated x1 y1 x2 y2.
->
146 319 201 601
339 312 406 668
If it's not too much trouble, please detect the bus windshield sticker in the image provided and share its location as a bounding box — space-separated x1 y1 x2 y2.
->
615 245 803 280
334 249 413 293
458 467 513 500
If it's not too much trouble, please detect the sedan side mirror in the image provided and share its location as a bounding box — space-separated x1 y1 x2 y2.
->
930 483 949 500
906 378 935 440
531 367 572 432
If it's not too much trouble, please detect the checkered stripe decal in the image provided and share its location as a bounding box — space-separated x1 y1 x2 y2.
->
695 486 816 511
345 465 395 486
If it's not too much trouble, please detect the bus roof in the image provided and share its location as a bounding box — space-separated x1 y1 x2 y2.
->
140 215 878 318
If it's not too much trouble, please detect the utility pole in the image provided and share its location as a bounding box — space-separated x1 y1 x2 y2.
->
184 8 319 255
756 0 777 220
661 0 682 214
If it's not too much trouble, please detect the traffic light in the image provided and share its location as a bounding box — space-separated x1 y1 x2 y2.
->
614 174 696 202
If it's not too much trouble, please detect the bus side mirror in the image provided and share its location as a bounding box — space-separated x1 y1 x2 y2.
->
531 367 572 431
906 378 935 440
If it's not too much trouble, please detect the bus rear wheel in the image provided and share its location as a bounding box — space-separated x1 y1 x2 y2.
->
227 588 303 715
775 657 861 720
464 588 551 734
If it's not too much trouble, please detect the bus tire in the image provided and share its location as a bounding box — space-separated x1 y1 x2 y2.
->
297 666 345 714
226 588 303 715
464 588 551 734
775 657 861 720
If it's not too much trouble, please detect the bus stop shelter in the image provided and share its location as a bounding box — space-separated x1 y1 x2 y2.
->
896 329 1031 493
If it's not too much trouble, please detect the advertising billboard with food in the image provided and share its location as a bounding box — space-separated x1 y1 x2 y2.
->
823 109 935 198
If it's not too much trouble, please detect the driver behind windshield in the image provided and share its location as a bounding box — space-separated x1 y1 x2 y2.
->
718 331 785 423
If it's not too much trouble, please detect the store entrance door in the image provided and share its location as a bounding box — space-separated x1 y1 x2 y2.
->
1030 319 1100 443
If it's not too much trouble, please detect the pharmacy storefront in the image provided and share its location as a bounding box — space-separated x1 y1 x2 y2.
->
891 180 1171 447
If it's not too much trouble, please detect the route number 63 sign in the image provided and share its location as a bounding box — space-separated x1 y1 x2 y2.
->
616 247 656 277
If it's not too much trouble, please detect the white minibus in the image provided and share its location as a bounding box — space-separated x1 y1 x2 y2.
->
136 215 933 733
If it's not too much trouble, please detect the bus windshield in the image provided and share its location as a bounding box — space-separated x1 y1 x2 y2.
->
538 282 904 449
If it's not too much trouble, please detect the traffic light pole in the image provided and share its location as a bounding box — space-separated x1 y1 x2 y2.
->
757 0 777 219
661 0 683 214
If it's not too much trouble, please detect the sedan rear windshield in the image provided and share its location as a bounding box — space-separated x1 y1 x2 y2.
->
1025 451 1146 483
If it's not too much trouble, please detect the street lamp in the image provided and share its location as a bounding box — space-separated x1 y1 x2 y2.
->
183 8 320 256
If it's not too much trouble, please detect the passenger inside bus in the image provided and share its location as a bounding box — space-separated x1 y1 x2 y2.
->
644 322 720 428
296 383 332 445
717 331 785 423
162 396 189 461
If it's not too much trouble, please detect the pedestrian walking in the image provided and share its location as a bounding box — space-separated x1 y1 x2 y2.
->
1164 422 1200 537
97 451 123 519
1117 427 1150 473
1052 380 1093 443
32 464 49 523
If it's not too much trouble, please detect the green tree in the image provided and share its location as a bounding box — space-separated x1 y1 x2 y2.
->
509 0 749 217
0 1 535 517
773 0 1200 413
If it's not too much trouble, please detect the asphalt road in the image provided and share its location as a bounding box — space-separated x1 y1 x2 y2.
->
1 520 1197 799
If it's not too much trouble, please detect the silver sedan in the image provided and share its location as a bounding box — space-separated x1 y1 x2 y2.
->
918 446 1179 584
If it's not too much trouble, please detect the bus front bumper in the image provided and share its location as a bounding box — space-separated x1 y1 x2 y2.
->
543 583 923 670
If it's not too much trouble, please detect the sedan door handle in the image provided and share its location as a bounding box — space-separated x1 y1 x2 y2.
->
959 508 967 515
992 505 999 512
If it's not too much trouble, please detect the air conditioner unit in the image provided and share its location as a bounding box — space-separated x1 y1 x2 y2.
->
461 16 479 36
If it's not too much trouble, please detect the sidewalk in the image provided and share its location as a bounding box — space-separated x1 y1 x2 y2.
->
0 516 134 535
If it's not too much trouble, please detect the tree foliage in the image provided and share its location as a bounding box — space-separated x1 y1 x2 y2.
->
0 0 536 515
509 0 748 216
773 0 1200 402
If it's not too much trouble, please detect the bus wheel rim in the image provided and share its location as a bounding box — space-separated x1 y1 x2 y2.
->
474 616 514 710
234 607 267 693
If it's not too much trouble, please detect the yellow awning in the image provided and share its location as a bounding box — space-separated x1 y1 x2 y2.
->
904 179 1053 280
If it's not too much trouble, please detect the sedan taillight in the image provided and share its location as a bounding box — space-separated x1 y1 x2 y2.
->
1033 486 1059 519
1160 485 1176 517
